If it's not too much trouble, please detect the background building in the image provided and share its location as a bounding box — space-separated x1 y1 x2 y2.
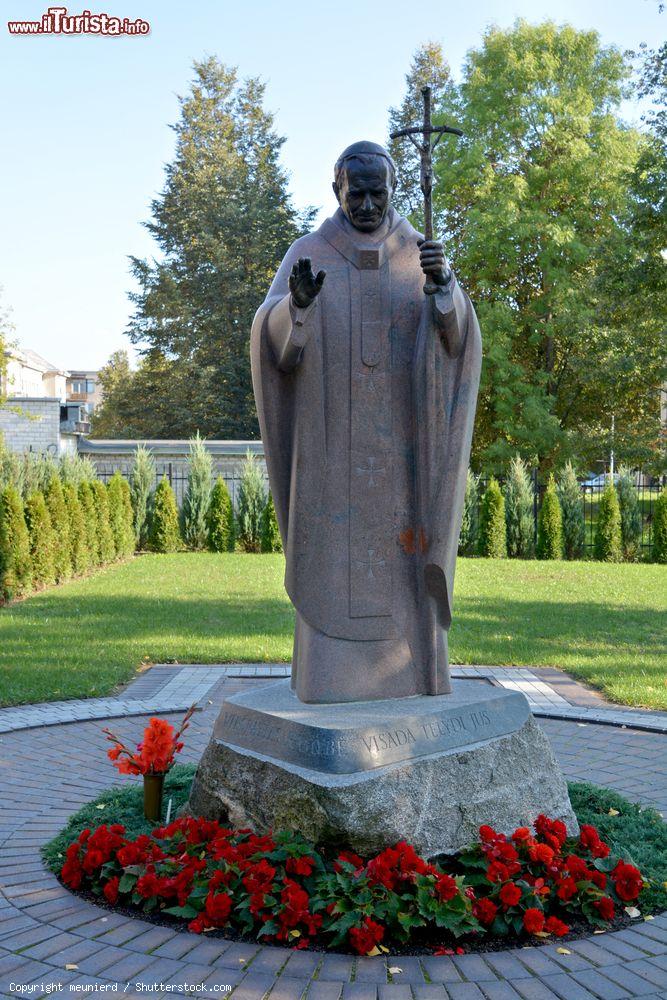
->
0 345 92 455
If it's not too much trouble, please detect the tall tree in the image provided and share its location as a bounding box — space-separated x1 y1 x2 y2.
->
388 42 456 227
416 21 659 471
126 58 312 439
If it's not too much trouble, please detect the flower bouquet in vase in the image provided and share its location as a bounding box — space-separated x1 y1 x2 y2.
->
103 705 195 821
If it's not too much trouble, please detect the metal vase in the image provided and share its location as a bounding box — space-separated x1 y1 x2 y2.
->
143 772 165 822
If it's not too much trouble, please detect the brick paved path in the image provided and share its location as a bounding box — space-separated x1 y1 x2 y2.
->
1 674 666 999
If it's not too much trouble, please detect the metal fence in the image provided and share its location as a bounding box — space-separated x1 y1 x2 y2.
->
92 460 664 556
475 475 666 555
93 460 269 512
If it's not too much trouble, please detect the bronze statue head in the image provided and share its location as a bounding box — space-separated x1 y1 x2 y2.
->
333 141 396 232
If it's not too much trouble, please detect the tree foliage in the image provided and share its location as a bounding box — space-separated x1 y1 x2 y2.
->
45 476 72 582
594 478 623 561
458 470 479 556
616 467 642 560
388 43 456 227
63 482 90 575
24 492 55 588
236 452 266 553
478 477 506 557
652 487 667 564
181 434 213 550
108 472 135 559
504 455 535 558
207 477 235 552
130 445 155 550
148 478 181 553
260 493 282 553
398 24 664 472
557 461 585 560
91 480 116 564
0 483 31 600
78 481 100 567
118 58 312 439
537 474 563 559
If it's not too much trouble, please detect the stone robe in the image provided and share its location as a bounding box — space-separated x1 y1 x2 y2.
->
250 207 481 703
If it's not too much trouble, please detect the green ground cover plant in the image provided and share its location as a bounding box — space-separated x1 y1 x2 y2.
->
42 769 665 951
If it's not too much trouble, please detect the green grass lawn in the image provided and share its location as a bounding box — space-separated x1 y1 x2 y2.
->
1 553 665 709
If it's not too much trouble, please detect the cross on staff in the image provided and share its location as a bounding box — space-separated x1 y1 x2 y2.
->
390 85 463 294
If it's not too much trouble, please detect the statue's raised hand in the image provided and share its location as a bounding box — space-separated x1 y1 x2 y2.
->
289 257 326 309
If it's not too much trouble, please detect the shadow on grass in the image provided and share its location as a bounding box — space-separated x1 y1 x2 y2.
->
2 590 664 660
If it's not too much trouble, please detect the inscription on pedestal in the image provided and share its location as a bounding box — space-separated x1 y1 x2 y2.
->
213 682 529 775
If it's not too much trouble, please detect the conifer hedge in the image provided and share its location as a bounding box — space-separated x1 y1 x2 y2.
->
651 487 667 564
63 482 90 575
45 476 72 582
594 479 623 562
557 462 585 560
24 491 56 589
537 475 563 560
0 484 32 601
207 477 235 552
78 481 100 567
260 493 283 553
148 477 182 553
478 477 506 558
504 456 535 559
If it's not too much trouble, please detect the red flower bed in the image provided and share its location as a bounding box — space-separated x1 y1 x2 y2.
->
60 815 644 955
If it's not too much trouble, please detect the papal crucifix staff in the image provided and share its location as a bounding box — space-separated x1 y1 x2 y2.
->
390 85 463 294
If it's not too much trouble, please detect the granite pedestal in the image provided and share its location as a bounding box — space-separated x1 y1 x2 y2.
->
187 678 578 857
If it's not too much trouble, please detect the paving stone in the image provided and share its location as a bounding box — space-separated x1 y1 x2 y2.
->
45 937 105 967
452 955 497 982
354 959 388 984
227 972 276 998
385 957 424 983
517 949 573 978
411 988 448 1000
306 983 343 999
512 982 562 1000
445 985 486 999
615 928 667 956
268 976 310 999
88 949 156 980
538 973 602 999
597 962 667 995
18 931 82 961
420 957 463 983
569 968 633 998
624 960 667 988
216 943 262 969
150 935 201 961
280 953 320 979
483 953 534 980
478 985 524 1000
248 949 289 976
635 923 667 946
377 987 413 999
0 959 53 993
134 956 191 984
317 956 355 982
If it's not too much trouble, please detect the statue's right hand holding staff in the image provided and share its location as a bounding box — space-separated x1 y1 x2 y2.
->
289 257 326 309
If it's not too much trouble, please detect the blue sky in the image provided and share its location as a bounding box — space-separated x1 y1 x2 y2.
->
0 0 662 371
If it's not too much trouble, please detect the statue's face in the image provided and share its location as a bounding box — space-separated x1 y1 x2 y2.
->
334 158 392 232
